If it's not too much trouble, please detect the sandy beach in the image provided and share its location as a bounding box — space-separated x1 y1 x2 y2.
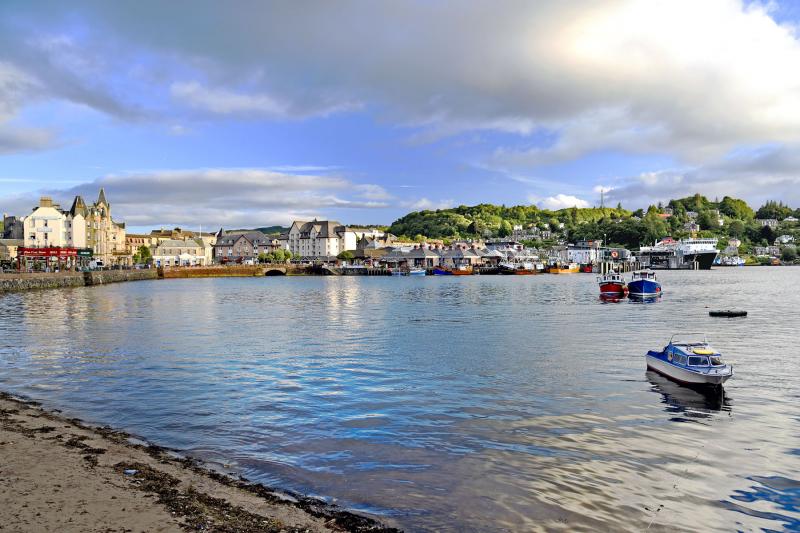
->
0 393 396 533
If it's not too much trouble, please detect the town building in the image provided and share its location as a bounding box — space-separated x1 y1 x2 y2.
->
775 235 795 245
280 220 385 259
22 196 87 249
2 214 24 239
213 230 280 263
0 238 23 264
784 216 798 224
81 189 130 266
757 219 779 228
152 239 210 267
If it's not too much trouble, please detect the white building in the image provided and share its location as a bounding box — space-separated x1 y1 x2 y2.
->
281 220 384 259
22 196 87 249
152 239 210 266
758 219 779 228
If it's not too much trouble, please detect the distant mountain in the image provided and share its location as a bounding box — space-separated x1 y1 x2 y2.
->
256 226 289 235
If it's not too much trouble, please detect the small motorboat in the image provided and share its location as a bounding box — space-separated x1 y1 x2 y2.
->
408 268 426 276
597 272 627 298
627 270 661 298
646 333 734 388
499 261 537 275
433 265 473 275
390 269 404 276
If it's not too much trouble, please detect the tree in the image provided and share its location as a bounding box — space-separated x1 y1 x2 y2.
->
727 220 745 238
756 200 793 220
498 220 513 237
133 245 152 265
337 250 354 261
781 247 797 262
284 250 293 262
257 252 269 264
272 249 286 263
697 210 718 231
719 196 754 220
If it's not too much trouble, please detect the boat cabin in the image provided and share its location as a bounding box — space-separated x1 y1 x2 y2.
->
632 270 657 281
667 343 725 367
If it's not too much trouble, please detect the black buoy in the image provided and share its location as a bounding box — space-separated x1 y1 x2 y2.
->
709 310 747 317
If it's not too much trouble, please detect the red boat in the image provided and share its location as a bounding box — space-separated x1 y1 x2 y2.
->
581 264 594 273
598 272 628 298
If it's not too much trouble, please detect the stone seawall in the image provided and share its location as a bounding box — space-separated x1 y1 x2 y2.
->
0 270 158 293
84 270 158 286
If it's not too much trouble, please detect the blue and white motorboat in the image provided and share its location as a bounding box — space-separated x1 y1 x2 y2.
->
646 333 733 388
627 270 661 298
408 268 426 276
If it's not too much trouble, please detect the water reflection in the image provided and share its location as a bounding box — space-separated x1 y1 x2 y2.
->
1 269 799 532
647 370 731 419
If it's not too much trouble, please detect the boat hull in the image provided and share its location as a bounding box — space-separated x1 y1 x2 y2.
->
681 251 718 270
645 353 732 387
599 282 626 297
628 279 662 297
549 266 579 274
408 269 426 276
432 268 453 276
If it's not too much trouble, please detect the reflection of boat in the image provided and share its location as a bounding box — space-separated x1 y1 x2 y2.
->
646 371 730 413
627 270 661 298
597 272 627 298
549 263 579 274
646 333 734 388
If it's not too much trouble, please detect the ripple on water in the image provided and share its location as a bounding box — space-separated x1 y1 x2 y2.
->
1 269 799 532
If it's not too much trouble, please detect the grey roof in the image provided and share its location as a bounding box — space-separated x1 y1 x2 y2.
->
405 246 440 259
69 195 87 217
97 188 108 206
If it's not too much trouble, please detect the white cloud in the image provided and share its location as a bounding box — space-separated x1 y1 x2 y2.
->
3 0 799 160
529 194 590 210
602 144 800 208
355 184 393 201
404 197 455 211
0 167 393 228
170 82 288 116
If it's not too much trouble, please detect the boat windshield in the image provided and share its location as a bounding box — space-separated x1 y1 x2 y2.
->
687 356 709 366
709 355 724 366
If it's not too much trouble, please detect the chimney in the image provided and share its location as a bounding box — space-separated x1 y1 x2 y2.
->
39 196 53 208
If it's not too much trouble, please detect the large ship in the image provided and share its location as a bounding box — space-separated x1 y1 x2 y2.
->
637 237 719 270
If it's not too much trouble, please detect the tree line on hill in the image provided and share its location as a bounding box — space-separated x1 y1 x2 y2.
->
387 194 800 252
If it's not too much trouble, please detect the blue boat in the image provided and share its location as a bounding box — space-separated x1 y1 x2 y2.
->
408 268 426 276
627 270 661 298
646 333 734 388
432 267 453 276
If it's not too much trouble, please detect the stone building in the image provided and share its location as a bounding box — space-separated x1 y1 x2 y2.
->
2 214 24 239
213 230 280 262
281 220 385 260
80 189 130 266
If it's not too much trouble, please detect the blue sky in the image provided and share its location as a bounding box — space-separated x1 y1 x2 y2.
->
2 1 800 231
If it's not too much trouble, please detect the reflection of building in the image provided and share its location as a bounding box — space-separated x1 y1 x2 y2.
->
152 239 210 266
281 220 385 259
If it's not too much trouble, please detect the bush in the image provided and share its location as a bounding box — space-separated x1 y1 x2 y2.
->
781 247 797 262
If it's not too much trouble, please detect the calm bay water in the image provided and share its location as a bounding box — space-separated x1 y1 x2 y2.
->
1 269 799 532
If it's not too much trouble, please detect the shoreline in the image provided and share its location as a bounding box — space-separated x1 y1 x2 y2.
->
0 391 398 532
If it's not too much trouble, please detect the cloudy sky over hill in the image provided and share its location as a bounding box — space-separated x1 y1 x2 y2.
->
2 0 800 228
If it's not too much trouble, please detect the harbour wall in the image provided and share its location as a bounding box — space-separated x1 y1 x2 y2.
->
0 270 158 293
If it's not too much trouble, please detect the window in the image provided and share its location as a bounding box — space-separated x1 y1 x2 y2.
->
687 356 708 366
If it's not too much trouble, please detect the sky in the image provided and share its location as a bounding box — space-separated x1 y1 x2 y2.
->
2 0 800 231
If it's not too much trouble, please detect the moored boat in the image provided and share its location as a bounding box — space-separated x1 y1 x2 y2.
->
597 272 627 298
627 270 661 298
432 267 453 275
646 334 734 388
549 263 579 274
408 268 426 276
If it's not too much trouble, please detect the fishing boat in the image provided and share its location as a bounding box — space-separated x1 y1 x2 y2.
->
646 333 734 388
548 263 579 274
499 261 537 275
627 270 661 298
597 272 627 298
581 264 594 273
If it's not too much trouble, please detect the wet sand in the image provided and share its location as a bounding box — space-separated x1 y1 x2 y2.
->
0 393 397 532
